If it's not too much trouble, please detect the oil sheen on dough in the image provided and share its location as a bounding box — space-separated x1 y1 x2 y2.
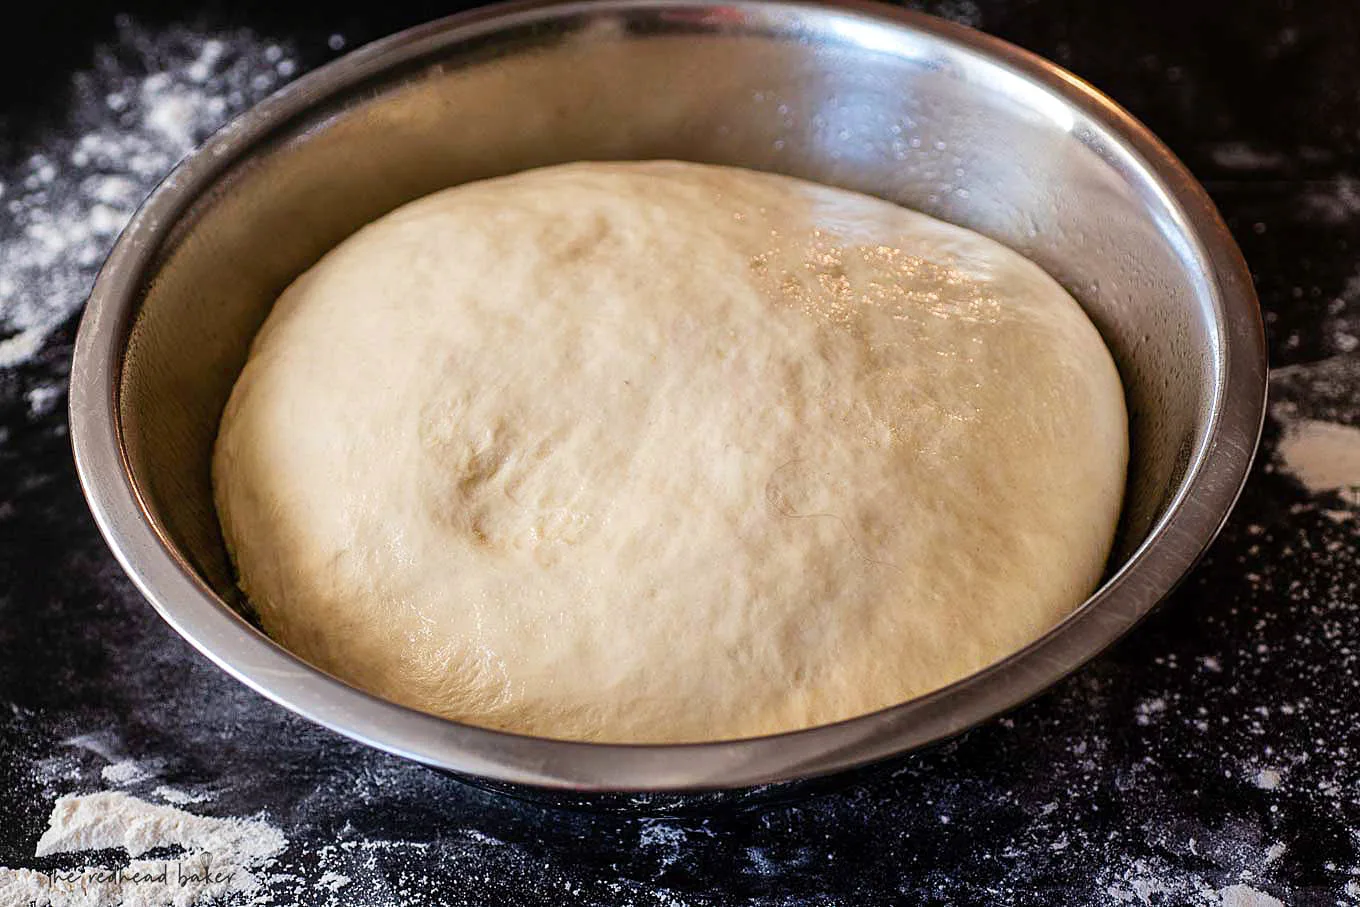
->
212 161 1128 743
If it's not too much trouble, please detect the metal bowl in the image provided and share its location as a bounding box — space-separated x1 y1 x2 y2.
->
69 0 1266 797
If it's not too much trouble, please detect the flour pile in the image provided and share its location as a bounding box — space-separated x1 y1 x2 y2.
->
0 792 286 907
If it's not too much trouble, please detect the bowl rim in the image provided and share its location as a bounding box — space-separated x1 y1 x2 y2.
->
68 0 1267 792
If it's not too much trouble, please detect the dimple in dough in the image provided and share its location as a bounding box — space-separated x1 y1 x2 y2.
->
213 161 1128 743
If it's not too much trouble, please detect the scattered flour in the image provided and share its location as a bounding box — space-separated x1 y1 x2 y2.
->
101 759 152 786
153 786 212 806
318 870 351 892
1217 883 1285 907
1209 142 1287 171
1302 175 1360 224
1275 419 1360 499
0 19 298 370
1104 858 1287 907
61 734 121 764
1134 697 1168 726
25 383 64 418
0 792 286 906
1104 858 1176 904
638 820 690 871
29 751 86 799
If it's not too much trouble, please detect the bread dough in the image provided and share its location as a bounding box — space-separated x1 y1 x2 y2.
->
213 161 1127 743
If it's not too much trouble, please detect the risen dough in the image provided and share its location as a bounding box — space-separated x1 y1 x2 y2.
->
213 161 1127 743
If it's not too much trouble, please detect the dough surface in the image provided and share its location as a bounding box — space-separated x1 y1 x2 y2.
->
213 161 1127 743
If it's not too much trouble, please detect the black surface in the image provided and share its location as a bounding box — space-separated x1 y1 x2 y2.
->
2 1 1359 904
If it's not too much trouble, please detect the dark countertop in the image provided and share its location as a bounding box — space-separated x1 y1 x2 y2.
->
2 1 1358 904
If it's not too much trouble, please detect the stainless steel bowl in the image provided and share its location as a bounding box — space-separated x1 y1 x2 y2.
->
69 0 1266 795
